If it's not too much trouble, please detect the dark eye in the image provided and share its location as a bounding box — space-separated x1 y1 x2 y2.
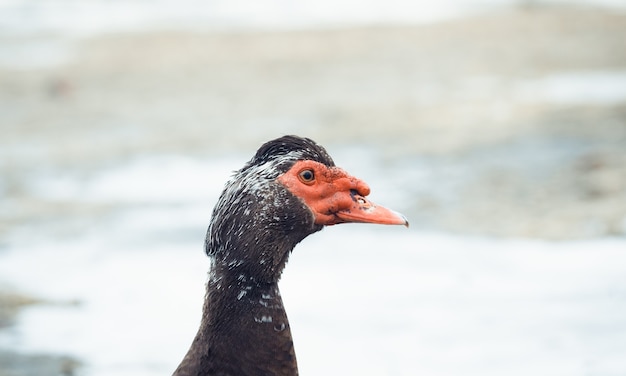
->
298 169 315 183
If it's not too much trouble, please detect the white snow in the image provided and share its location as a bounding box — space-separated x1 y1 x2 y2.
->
28 155 240 205
513 71 626 105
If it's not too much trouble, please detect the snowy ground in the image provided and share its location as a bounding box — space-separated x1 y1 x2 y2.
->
0 155 625 376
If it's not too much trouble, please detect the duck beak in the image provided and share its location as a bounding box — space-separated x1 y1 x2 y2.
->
334 190 409 227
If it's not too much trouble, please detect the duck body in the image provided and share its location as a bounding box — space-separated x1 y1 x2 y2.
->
174 136 407 376
174 275 296 375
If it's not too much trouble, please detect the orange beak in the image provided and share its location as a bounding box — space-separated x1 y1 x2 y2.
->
333 190 409 227
278 160 409 227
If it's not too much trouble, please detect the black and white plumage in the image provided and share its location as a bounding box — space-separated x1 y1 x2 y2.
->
173 136 407 376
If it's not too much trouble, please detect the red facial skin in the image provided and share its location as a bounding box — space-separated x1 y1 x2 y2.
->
277 160 408 227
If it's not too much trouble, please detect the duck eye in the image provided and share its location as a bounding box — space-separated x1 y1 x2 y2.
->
298 169 315 183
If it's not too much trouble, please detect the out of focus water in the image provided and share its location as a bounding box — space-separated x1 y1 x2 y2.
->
1 0 625 69
1 0 623 37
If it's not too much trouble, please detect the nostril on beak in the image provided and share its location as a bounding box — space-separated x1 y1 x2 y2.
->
350 189 372 208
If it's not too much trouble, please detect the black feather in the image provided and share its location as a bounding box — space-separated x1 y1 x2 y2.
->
246 135 335 173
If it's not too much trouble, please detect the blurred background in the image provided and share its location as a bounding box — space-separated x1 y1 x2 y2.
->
1 1 625 375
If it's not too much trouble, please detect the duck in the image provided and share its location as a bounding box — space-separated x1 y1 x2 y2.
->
173 135 407 376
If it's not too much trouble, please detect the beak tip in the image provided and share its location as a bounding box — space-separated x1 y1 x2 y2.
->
395 211 410 228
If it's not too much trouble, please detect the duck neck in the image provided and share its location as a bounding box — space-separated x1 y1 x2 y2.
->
174 258 299 376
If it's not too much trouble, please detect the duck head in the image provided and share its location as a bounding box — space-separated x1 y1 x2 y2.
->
205 135 407 282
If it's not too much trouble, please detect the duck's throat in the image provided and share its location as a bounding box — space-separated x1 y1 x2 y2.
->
174 267 299 376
